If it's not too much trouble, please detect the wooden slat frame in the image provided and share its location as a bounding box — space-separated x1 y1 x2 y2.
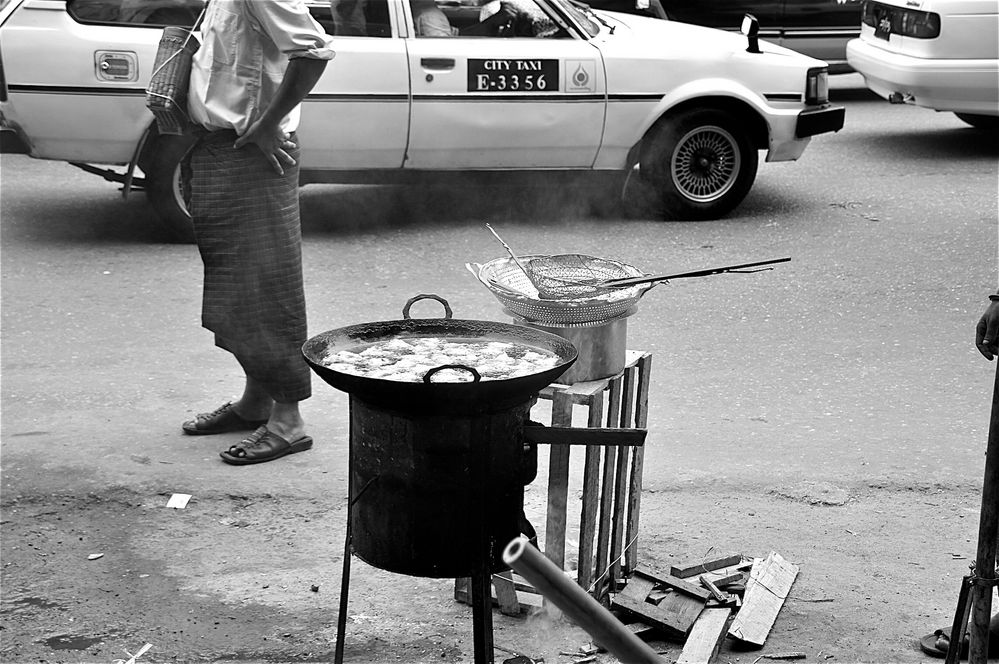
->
481 350 653 604
625 352 652 574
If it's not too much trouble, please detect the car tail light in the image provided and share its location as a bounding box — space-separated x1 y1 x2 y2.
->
861 1 941 39
805 67 829 105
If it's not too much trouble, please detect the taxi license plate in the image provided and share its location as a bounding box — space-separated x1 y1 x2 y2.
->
467 59 558 92
874 8 893 40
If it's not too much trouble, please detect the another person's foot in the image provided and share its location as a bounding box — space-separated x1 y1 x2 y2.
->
182 401 269 435
920 625 999 659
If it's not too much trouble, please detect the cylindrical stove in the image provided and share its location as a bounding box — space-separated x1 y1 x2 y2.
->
302 295 645 664
347 395 536 578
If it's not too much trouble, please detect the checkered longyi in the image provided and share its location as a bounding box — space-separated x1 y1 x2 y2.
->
186 130 311 403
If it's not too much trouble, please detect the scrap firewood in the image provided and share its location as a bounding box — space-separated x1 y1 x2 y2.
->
751 652 807 663
610 568 710 640
672 553 750 596
670 553 744 579
697 575 741 609
676 608 732 664
728 552 800 647
559 642 601 663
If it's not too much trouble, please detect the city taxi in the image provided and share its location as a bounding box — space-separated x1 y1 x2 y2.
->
0 0 844 240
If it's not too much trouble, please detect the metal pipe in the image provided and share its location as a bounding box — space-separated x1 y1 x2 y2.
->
502 537 662 664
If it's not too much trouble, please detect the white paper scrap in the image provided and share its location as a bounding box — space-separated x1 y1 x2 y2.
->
166 493 192 509
121 642 152 664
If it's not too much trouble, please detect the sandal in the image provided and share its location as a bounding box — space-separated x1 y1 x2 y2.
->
219 426 313 465
182 402 268 436
920 627 966 659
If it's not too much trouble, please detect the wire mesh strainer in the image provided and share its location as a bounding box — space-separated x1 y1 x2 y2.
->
468 255 650 324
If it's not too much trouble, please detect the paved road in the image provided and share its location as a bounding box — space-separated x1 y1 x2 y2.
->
3 75 994 489
1 74 997 662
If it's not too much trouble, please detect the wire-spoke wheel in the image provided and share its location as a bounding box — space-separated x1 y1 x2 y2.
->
638 108 758 220
671 125 740 202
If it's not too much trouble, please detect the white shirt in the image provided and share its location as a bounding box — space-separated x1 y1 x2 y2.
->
188 0 335 134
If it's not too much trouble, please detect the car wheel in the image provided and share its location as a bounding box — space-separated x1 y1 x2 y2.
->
639 109 758 220
954 113 999 133
140 132 196 243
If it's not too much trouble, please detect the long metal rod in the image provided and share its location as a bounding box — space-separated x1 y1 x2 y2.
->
970 363 999 664
503 537 662 663
602 257 792 288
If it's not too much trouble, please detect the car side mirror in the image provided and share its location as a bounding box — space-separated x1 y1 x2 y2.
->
741 13 761 53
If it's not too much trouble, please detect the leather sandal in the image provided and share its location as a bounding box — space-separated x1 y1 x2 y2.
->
182 402 268 436
921 627 966 659
219 426 313 466
920 626 999 659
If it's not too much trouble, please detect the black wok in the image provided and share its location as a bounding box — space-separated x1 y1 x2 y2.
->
302 294 578 413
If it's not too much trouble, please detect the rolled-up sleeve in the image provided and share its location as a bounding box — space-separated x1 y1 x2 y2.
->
245 0 336 60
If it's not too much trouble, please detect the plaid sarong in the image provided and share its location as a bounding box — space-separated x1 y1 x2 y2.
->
186 130 311 403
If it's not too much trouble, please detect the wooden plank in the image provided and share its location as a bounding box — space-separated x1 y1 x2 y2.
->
728 552 799 646
578 389 605 594
629 568 711 602
493 570 521 617
699 567 746 589
544 390 573 572
594 443 617 597
612 589 704 640
676 608 732 664
609 432 630 586
626 621 657 638
625 353 651 573
660 574 712 602
454 576 469 602
671 554 744 579
699 576 727 602
597 376 627 588
619 359 636 428
620 572 656 601
577 443 601 593
524 427 646 447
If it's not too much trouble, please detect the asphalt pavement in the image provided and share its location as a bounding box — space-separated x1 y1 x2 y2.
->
2 74 998 663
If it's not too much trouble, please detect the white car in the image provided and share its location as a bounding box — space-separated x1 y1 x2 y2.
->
846 0 999 129
0 0 844 240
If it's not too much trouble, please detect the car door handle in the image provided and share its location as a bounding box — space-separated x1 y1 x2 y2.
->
421 58 455 71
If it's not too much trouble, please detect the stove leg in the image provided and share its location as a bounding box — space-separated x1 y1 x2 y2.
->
334 514 352 664
470 570 494 664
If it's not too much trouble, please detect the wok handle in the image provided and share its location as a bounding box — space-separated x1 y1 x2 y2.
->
603 256 791 288
523 427 646 447
422 364 481 383
403 293 453 320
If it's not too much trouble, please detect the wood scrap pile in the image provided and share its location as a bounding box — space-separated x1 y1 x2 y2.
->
610 551 799 664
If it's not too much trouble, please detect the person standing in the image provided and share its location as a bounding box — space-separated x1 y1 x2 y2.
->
918 290 999 657
179 0 335 466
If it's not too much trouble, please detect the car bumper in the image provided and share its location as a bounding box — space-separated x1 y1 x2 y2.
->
796 105 845 138
847 38 999 115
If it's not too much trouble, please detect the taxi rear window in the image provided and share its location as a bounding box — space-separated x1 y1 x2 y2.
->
67 0 206 27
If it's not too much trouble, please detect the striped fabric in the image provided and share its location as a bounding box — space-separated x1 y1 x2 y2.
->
186 130 311 403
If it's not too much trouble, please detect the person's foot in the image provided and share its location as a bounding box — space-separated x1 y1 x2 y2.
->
182 401 268 435
264 401 306 443
219 426 313 465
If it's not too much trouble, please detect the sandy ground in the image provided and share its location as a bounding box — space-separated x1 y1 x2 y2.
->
1 442 991 664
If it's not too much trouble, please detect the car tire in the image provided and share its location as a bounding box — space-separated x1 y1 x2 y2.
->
140 132 196 243
639 109 758 220
954 113 999 133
